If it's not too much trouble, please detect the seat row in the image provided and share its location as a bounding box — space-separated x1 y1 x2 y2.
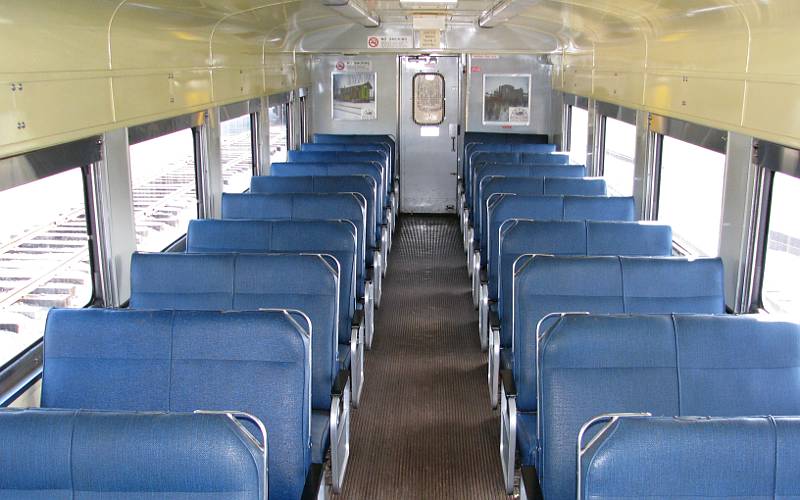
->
1 133 397 499
459 132 800 499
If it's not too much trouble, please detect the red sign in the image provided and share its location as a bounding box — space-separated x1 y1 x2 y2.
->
501 125 513 129
367 36 380 48
471 66 481 73
335 61 345 71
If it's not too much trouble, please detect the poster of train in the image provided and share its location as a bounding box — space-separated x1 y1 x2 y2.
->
482 74 531 126
332 72 377 120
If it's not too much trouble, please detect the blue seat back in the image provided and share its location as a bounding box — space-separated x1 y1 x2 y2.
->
41 308 312 499
495 220 672 310
465 144 560 186
514 255 725 411
463 131 549 165
470 162 584 215
540 313 800 500
580 415 800 500
301 142 390 178
0 408 265 500
129 252 338 411
487 194 635 278
466 152 568 208
221 192 367 297
313 134 396 180
186 219 357 346
477 176 607 251
271 161 386 227
251 175 378 250
289 150 389 198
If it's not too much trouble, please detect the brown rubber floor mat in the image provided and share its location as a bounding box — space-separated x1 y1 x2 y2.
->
337 215 508 499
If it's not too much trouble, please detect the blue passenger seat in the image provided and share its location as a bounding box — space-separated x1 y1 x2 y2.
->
41 308 314 499
532 313 800 500
578 415 800 500
185 219 368 407
249 174 385 306
0 408 266 500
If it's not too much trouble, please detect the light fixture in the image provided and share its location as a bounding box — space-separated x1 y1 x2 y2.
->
478 0 539 28
322 0 381 28
399 0 458 9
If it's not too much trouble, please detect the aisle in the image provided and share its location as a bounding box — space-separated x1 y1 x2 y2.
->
338 215 508 498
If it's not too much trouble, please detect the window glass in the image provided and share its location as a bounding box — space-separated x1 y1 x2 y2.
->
129 129 197 252
413 73 445 125
0 169 93 367
657 136 726 256
603 117 636 196
221 114 253 193
762 172 800 315
569 106 588 166
269 104 288 163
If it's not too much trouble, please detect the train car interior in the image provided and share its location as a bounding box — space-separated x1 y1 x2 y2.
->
1 1 800 498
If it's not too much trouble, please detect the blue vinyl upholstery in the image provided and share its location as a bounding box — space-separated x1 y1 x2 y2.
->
185 219 357 349
301 142 390 182
271 162 386 225
494 220 672 323
129 252 338 413
287 150 390 201
250 175 379 258
41 308 311 499
0 408 265 500
513 255 725 410
538 313 800 500
313 134 396 182
477 177 607 254
465 145 560 193
486 195 635 279
470 163 585 223
464 155 572 212
580 415 800 500
221 192 367 298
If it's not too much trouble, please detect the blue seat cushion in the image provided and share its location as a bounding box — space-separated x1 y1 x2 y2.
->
311 411 331 464
517 411 538 466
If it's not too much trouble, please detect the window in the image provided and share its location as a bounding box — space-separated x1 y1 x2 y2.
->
762 172 800 315
413 73 445 125
657 136 726 256
220 114 254 193
0 169 93 368
569 106 588 166
602 117 636 196
129 129 198 252
269 104 288 163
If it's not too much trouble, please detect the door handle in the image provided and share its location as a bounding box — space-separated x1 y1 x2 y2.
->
452 137 456 152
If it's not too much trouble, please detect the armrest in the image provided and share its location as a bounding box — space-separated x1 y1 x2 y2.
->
301 463 325 500
479 266 487 283
520 465 543 500
332 368 350 397
500 369 516 397
351 309 364 328
489 308 501 330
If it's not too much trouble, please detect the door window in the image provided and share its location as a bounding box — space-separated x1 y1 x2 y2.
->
413 73 445 125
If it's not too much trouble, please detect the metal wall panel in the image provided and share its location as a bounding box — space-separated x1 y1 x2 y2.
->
464 54 556 138
309 54 399 137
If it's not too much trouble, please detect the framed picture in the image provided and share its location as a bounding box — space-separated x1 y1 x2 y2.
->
482 74 531 126
331 72 377 120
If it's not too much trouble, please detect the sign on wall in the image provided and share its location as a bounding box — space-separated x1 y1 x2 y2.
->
482 74 531 126
332 72 377 120
366 35 412 49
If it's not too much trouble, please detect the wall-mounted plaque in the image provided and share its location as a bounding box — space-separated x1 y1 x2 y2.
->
482 74 531 126
332 72 377 121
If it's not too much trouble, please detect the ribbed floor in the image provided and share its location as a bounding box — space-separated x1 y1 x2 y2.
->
338 215 508 499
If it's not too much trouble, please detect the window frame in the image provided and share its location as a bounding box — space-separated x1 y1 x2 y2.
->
412 72 446 126
0 139 101 404
753 140 800 312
